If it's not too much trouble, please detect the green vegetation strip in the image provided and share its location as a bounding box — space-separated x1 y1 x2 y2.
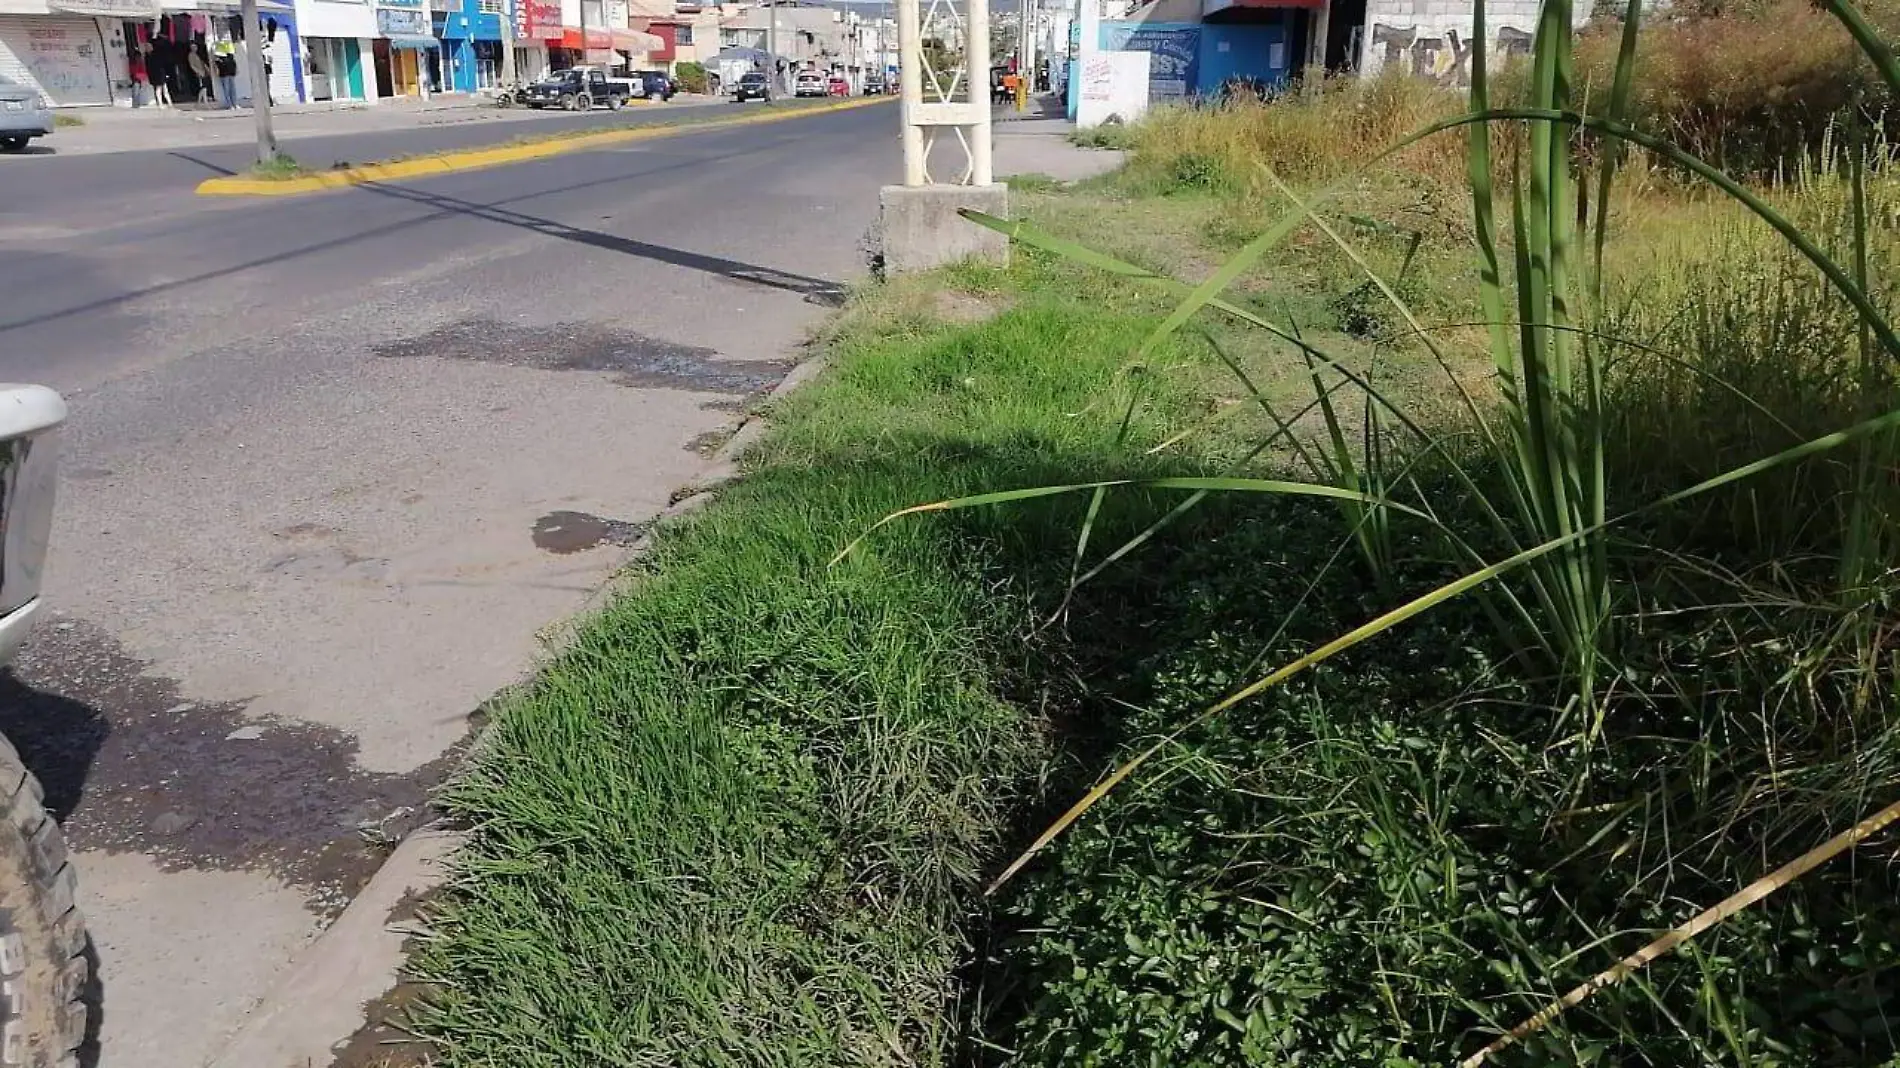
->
412 274 1210 1065
418 14 1900 1060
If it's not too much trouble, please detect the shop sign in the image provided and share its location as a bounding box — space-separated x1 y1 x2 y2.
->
1099 22 1198 99
517 0 561 40
376 6 429 34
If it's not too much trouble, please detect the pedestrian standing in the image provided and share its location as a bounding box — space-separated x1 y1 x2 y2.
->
145 40 174 107
189 44 213 103
214 45 239 108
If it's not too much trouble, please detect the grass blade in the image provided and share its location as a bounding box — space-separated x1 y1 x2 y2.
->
986 404 1900 892
1460 795 1900 1067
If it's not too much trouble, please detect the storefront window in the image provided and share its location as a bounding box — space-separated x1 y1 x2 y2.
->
475 40 499 87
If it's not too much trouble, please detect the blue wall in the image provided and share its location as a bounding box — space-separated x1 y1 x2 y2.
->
1197 23 1291 92
1088 15 1294 101
436 0 502 92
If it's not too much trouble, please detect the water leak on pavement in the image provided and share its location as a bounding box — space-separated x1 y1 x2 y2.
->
530 510 649 555
373 319 792 393
0 618 461 916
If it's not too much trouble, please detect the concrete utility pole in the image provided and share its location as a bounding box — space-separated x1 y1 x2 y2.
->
1021 0 1036 93
501 0 518 87
765 0 776 93
240 0 277 165
878 0 1006 273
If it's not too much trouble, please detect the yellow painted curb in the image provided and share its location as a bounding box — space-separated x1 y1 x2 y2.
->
197 96 894 197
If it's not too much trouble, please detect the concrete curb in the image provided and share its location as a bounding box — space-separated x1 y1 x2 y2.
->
200 343 837 1068
196 96 894 197
203 827 460 1068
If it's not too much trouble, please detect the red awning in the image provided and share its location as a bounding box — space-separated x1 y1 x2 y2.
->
558 27 613 50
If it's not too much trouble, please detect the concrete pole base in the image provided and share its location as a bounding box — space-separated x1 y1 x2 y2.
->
877 184 1011 275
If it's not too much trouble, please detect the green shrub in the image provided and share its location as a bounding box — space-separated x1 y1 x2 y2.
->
674 60 708 94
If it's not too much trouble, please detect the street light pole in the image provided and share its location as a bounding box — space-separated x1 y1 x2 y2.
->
239 0 277 166
765 0 776 94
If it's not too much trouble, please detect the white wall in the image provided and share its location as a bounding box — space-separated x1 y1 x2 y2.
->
296 0 377 40
1358 0 1590 79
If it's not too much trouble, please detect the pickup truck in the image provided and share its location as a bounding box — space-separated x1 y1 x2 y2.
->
0 384 91 1066
519 68 631 110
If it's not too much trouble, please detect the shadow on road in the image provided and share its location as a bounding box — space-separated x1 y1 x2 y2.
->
357 179 847 306
0 670 108 1068
165 150 238 177
0 140 845 335
0 670 108 822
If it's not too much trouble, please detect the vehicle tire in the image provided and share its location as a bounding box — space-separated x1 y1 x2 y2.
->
0 733 88 1068
0 137 26 153
558 93 575 110
607 94 623 111
575 93 592 111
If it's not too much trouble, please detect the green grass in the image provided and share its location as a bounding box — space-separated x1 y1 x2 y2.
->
411 274 1228 1066
52 113 84 128
244 151 304 180
416 14 1900 1062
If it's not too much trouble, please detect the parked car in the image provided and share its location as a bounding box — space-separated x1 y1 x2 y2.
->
793 70 827 98
827 76 849 97
862 73 888 95
520 68 631 111
0 75 53 153
0 384 91 1066
636 70 674 101
733 70 772 102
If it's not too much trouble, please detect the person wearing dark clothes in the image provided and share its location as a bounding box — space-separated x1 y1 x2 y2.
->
145 40 174 106
214 48 238 108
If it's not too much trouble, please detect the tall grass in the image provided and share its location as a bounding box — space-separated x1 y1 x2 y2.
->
897 0 1900 1060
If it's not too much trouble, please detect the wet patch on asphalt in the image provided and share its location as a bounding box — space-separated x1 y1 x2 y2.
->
372 319 793 394
530 510 650 555
0 619 462 916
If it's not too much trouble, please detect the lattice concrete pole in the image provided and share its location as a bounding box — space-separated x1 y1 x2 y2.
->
967 0 993 183
896 0 926 185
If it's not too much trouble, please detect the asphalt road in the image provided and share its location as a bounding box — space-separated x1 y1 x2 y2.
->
0 100 898 1068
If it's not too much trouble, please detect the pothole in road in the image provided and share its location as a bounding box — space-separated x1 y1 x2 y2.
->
373 319 792 393
531 510 649 555
0 619 464 916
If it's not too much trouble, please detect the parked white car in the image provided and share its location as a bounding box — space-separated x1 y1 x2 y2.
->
793 70 827 98
0 384 90 1065
0 75 54 153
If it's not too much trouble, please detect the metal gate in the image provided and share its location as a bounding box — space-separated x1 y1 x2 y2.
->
0 15 112 105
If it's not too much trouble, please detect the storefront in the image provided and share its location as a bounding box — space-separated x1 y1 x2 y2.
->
293 0 374 101
551 23 602 68
508 0 553 79
371 0 431 93
0 0 148 106
302 33 363 98
432 0 498 91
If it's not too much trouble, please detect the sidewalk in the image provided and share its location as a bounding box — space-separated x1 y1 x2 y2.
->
993 111 1125 184
47 93 717 156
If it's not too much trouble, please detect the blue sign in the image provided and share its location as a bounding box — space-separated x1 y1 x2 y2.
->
1099 21 1198 99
